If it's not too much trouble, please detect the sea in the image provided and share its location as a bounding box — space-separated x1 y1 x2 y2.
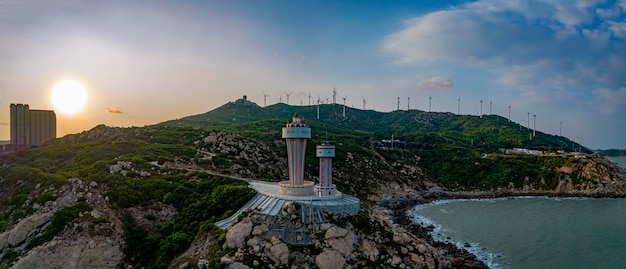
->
408 157 626 269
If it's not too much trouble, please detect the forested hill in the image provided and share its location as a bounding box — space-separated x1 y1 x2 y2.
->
596 149 626 157
161 97 585 152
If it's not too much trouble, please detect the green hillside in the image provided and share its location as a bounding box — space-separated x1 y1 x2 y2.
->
162 97 585 153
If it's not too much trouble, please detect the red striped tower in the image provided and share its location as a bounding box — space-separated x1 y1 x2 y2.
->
279 113 314 195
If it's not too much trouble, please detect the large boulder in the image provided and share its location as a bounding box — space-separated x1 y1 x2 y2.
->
224 217 253 249
360 238 380 261
315 249 345 269
11 237 123 268
264 236 289 265
7 212 53 247
268 242 289 265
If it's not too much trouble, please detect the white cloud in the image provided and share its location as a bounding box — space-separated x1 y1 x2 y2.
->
594 87 626 114
382 0 626 94
415 76 453 93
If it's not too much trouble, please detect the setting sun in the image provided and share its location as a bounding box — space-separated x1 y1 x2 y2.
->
51 79 88 115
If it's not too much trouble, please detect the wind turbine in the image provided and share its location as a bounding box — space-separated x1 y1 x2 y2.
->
397 97 400 111
533 114 536 137
489 99 493 115
428 96 432 112
262 91 270 107
508 105 511 122
332 87 337 105
479 99 483 118
457 96 461 115
362 97 367 110
285 92 293 105
317 94 321 119
308 92 312 106
342 95 348 118
527 112 531 139
407 96 410 110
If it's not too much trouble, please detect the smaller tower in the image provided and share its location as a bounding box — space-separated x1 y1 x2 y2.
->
315 142 336 196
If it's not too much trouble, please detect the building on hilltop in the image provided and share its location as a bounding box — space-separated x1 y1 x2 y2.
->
216 112 360 232
9 104 56 151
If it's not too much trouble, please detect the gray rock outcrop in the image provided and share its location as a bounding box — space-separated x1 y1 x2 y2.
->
315 249 345 269
4 212 53 247
224 217 253 249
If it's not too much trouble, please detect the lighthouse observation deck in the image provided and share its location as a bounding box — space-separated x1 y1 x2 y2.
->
282 127 311 139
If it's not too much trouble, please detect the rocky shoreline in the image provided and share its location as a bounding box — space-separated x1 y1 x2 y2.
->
381 189 626 269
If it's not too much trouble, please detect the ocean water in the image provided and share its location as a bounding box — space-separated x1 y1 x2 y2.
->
409 159 626 269
608 157 626 175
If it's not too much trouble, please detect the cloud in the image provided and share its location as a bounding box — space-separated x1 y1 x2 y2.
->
381 0 626 93
106 107 123 114
594 87 626 114
415 76 453 93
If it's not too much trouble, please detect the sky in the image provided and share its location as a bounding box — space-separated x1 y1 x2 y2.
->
1 0 625 149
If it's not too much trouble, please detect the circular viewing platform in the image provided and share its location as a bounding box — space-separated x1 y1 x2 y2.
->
278 180 315 196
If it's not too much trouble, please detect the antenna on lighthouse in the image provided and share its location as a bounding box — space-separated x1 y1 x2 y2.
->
285 92 293 105
342 95 348 118
262 91 270 107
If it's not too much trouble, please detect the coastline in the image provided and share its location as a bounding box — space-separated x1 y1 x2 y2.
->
382 190 626 269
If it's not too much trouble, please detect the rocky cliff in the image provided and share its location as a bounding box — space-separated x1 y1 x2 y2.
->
0 126 624 269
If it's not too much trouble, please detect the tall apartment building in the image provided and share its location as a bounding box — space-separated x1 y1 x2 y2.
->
10 104 56 149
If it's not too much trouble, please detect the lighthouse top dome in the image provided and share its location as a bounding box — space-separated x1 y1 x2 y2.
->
286 112 307 128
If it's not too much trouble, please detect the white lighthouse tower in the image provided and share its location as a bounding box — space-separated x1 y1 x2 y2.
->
279 113 314 195
315 142 336 196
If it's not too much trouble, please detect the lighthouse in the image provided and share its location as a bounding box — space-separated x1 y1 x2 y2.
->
279 113 314 195
315 142 336 196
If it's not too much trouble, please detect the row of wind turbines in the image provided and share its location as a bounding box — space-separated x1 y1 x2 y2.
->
260 90 560 139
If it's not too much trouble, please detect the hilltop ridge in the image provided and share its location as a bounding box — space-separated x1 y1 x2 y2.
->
162 96 586 153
